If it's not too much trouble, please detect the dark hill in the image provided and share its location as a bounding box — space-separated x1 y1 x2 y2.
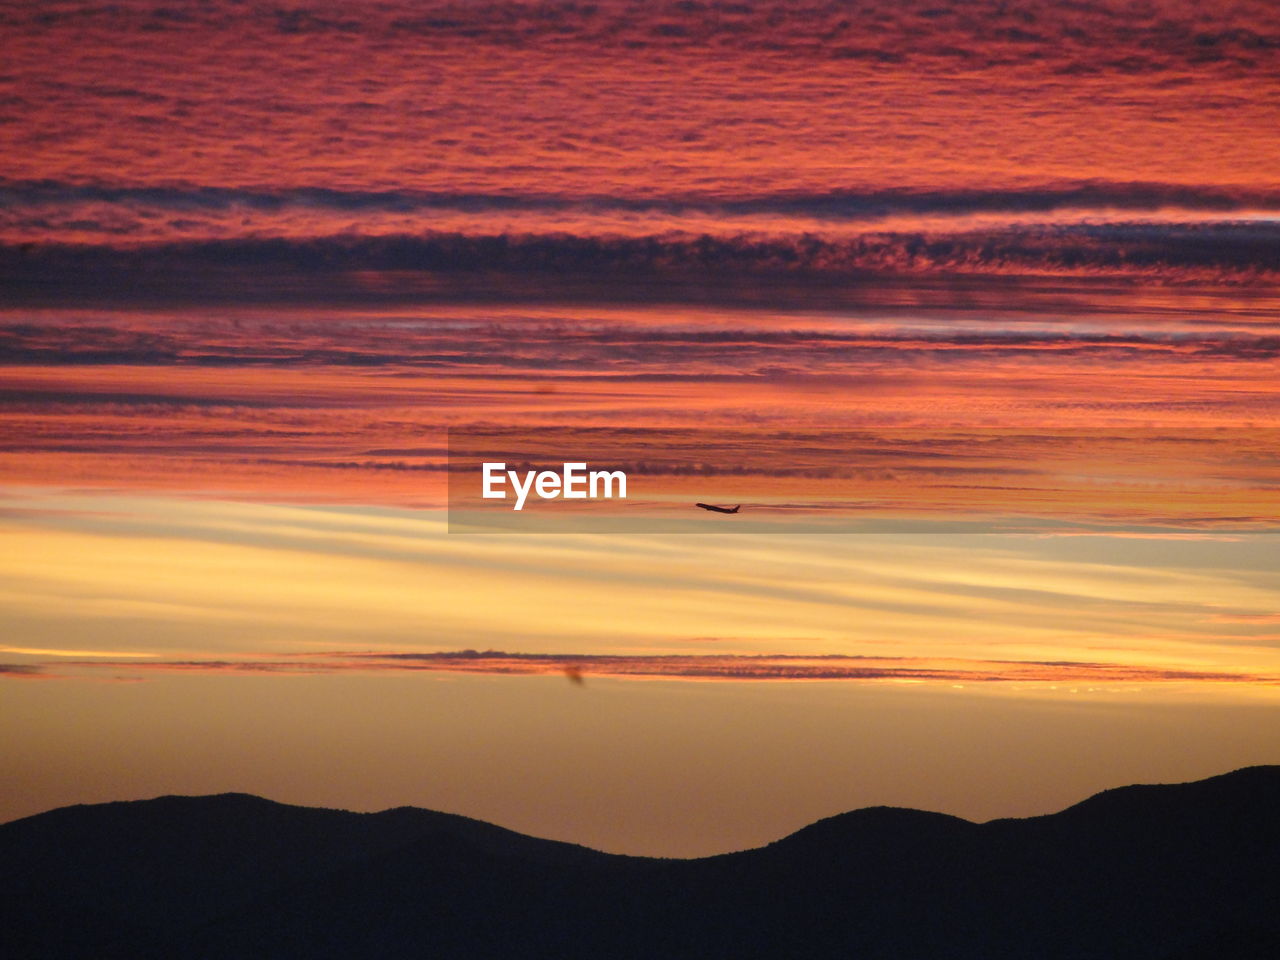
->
3 768 1278 959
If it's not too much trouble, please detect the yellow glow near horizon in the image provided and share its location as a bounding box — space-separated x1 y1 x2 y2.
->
2 489 1278 677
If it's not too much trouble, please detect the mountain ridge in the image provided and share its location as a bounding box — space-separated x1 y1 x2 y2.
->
4 766 1278 959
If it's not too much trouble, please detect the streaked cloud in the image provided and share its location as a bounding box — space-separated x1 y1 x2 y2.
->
2 493 1278 685
31 648 1277 686
0 663 46 678
4 1 1278 302
5 224 1280 309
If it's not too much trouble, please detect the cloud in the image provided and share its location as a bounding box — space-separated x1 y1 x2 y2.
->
4 222 1278 308
5 1 1274 72
4 179 1276 221
0 663 47 679
4 314 1278 369
46 649 1276 685
5 2 1277 306
6 1 1275 243
1205 612 1280 624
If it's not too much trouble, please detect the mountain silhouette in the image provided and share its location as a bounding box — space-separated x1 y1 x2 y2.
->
3 767 1278 959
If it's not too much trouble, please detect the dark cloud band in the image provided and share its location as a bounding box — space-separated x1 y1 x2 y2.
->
4 222 1278 307
28 650 1275 685
4 179 1276 219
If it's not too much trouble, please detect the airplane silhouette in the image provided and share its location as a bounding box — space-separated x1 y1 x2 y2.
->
695 503 741 514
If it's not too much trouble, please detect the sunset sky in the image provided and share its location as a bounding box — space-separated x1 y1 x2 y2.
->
2 0 1279 856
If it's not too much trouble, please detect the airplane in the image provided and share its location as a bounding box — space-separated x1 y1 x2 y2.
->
695 503 741 514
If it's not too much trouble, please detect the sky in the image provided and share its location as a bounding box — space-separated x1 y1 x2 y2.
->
2 0 1279 856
